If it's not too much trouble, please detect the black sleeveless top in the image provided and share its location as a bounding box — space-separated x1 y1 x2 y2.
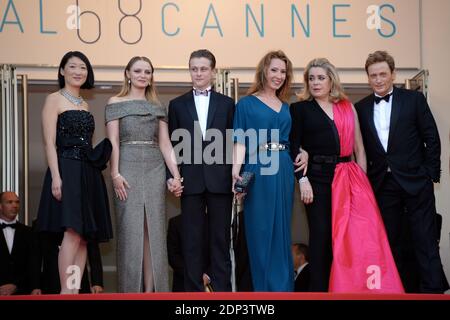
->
56 110 95 161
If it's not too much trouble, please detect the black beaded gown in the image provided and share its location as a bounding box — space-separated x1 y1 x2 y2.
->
37 110 113 242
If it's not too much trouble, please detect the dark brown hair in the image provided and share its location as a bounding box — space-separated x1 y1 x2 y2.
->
365 51 395 74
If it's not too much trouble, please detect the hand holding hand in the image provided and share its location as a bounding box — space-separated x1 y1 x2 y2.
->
167 178 184 197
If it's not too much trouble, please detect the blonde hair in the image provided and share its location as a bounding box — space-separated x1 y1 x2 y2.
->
298 58 347 103
247 50 293 103
117 56 160 105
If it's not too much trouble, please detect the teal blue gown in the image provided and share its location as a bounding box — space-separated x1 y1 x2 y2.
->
233 95 294 291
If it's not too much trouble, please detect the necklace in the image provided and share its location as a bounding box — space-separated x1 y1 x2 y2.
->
60 89 84 106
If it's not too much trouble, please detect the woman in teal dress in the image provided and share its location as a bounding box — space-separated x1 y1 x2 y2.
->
232 51 306 291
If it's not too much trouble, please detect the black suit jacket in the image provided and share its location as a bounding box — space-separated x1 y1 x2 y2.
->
0 222 33 294
355 87 441 195
290 99 341 183
168 90 235 195
294 264 311 292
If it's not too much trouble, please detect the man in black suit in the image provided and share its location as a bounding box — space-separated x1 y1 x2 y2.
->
167 214 185 292
167 214 212 292
232 203 253 292
292 243 310 292
29 224 104 295
0 191 33 295
400 212 449 293
355 51 448 293
167 49 235 292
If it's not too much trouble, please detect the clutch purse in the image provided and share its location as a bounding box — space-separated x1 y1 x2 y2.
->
234 171 255 193
87 138 112 171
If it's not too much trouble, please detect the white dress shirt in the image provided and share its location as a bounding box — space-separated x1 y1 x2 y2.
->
193 87 211 140
1 217 18 254
373 89 393 152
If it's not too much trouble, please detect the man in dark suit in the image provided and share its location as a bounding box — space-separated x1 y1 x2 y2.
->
355 51 448 293
167 214 211 292
400 211 449 293
167 214 185 292
0 191 33 295
232 203 253 292
292 243 310 292
167 49 235 292
29 223 104 295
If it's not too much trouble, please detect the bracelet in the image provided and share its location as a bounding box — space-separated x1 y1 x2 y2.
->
173 177 184 183
299 176 309 183
112 173 122 180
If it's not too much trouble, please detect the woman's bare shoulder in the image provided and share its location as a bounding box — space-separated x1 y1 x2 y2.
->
107 96 129 104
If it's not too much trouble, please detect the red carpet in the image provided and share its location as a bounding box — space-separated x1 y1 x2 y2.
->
1 292 449 300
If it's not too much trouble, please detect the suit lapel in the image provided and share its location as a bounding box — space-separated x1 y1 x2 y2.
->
206 91 218 130
366 97 386 153
185 91 199 122
10 224 22 257
0 229 11 256
184 91 204 139
387 87 401 152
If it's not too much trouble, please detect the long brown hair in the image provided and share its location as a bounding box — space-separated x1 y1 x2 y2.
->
247 50 293 103
117 56 160 105
298 58 347 103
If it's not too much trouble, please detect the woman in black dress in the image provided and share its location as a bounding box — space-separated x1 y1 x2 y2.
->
37 51 112 294
289 58 362 291
290 58 403 293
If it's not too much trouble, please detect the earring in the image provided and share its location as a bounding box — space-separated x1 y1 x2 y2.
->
128 79 131 85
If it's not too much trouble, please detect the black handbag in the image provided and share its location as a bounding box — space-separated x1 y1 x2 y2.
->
233 171 255 193
87 138 112 171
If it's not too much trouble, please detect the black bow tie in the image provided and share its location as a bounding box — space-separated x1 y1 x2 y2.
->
374 93 392 104
193 88 210 96
0 222 17 229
